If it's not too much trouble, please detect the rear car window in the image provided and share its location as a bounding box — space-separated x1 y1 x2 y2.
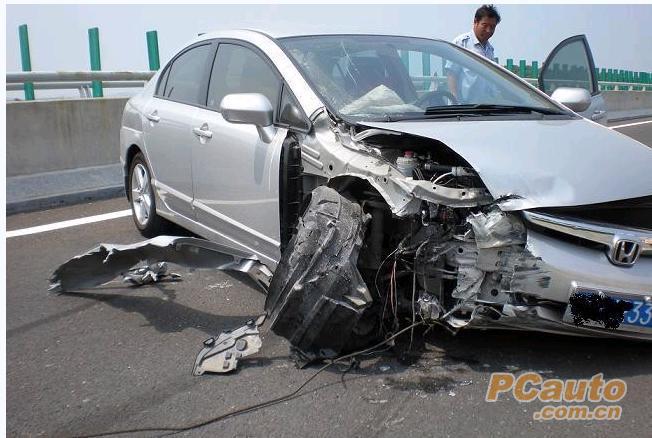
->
162 44 212 105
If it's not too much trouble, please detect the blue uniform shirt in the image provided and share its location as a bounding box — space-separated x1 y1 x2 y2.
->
445 31 496 101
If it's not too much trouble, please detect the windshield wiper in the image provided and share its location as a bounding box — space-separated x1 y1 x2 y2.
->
424 104 566 116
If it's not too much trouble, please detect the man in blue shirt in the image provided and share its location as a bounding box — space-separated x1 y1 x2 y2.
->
446 5 501 102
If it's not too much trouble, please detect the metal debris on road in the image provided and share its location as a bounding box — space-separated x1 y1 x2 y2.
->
122 262 182 286
49 236 272 293
192 314 266 375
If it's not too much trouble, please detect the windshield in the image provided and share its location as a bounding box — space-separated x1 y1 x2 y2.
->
280 35 566 121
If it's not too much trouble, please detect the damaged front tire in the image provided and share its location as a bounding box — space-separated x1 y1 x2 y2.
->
265 186 376 365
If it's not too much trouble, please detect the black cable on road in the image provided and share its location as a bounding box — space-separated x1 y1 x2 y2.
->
74 321 425 438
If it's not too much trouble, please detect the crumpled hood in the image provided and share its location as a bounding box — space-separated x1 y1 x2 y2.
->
365 118 652 210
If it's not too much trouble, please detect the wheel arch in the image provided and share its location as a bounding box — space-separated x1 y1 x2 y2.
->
125 144 143 200
327 175 393 208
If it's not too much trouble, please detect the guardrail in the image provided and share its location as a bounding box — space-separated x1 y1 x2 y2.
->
6 71 155 98
13 24 160 100
499 59 652 91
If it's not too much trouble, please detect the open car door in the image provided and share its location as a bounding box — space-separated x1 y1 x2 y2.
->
538 35 608 125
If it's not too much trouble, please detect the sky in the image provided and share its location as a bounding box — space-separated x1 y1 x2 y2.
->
6 3 652 99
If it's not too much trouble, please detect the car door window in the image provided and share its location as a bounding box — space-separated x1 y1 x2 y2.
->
540 39 595 95
161 44 212 105
207 43 281 111
156 65 171 96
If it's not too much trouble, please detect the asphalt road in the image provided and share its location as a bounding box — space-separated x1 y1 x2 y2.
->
6 120 652 437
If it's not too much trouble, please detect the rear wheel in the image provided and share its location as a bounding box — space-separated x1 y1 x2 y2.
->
128 153 167 237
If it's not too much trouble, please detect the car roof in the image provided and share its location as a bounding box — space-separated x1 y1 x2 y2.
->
192 29 447 44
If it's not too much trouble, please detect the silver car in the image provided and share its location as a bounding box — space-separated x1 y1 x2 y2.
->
120 30 651 361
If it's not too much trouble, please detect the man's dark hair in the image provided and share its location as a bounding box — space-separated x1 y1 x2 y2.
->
474 4 501 23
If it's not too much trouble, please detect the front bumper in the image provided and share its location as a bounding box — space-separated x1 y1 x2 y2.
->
520 230 652 304
493 229 652 339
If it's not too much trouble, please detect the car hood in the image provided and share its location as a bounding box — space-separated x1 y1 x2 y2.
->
364 118 652 210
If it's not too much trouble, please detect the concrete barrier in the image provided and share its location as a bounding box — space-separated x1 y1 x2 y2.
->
7 97 128 177
602 91 652 112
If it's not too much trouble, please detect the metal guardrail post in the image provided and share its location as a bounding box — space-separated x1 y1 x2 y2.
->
88 27 103 97
18 24 35 100
146 30 160 70
506 58 513 73
531 61 538 79
519 60 526 77
618 69 626 91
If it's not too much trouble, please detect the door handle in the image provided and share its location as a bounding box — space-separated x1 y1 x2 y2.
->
591 110 606 120
193 124 213 139
145 111 160 123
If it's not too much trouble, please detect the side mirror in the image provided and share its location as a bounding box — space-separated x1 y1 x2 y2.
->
550 87 591 113
220 93 276 143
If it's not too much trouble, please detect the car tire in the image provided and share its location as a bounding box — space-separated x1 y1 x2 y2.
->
128 152 167 237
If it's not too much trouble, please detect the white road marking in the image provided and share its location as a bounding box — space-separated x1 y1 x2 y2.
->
6 209 132 238
610 119 652 129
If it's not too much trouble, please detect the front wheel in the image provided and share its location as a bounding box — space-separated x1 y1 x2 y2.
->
128 153 167 237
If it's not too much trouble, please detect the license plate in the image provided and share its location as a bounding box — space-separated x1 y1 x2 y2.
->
565 287 652 331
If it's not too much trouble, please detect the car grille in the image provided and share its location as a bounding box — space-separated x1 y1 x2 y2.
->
533 196 652 231
523 208 652 265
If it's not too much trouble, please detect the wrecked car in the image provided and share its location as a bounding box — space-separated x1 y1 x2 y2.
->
108 31 652 361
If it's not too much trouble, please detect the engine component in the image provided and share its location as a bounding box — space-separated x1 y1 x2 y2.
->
417 292 443 321
396 150 418 177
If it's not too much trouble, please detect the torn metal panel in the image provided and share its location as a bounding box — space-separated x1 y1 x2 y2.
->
467 208 526 249
265 186 373 364
49 236 272 293
193 314 266 375
300 114 492 217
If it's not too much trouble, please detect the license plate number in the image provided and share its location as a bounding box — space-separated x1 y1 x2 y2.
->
622 300 652 327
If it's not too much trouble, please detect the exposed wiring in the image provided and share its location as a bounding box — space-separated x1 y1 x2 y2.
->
410 240 430 350
431 171 452 184
74 321 425 438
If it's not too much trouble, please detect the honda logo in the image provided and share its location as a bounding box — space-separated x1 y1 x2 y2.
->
609 239 641 266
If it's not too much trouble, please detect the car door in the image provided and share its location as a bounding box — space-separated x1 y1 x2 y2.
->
538 35 607 124
143 42 214 218
190 41 285 264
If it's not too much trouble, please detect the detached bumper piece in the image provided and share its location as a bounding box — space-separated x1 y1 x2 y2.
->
193 314 266 375
49 236 272 293
265 187 373 365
